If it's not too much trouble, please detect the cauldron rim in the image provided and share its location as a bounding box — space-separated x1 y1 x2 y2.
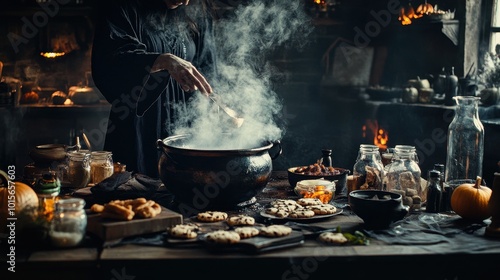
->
157 133 278 157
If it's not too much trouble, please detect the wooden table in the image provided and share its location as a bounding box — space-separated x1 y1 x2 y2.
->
4 171 500 280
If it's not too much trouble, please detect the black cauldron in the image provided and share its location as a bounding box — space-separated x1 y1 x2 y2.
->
156 134 282 214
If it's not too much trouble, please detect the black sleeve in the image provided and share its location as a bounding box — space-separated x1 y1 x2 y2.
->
195 15 218 82
91 0 167 103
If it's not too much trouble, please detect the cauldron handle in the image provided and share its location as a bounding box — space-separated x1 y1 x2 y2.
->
269 140 282 160
156 139 169 156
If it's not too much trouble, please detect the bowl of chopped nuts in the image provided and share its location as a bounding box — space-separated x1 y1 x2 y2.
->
287 163 350 196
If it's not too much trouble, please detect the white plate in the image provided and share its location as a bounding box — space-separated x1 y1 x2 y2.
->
260 208 343 221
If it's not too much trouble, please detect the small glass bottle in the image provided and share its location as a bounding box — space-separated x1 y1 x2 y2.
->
425 170 442 213
444 96 484 197
385 145 422 212
33 171 61 219
90 151 114 185
49 198 87 248
351 144 385 194
432 163 449 211
320 149 332 167
445 67 458 106
433 164 445 185
66 151 91 189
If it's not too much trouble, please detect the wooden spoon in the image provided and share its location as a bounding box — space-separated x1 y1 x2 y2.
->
208 94 244 128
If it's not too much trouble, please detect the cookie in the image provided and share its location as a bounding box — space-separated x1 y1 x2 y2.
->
234 227 260 239
318 232 348 244
197 211 228 222
205 230 241 244
297 197 323 206
270 199 300 210
169 224 199 239
265 207 289 218
308 204 337 215
259 225 292 237
288 209 315 219
227 215 255 226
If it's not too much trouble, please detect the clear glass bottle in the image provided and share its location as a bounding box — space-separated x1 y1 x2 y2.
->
66 151 91 189
444 96 484 194
90 151 114 185
49 198 87 248
351 144 385 194
385 145 423 212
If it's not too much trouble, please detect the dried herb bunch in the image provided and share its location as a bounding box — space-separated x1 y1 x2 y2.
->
478 51 500 88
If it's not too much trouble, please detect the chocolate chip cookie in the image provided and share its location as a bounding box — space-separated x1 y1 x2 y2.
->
234 227 260 239
197 211 228 222
259 225 292 237
205 230 241 244
227 215 255 226
170 223 200 239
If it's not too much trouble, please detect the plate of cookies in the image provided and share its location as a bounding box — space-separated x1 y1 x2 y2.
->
260 198 343 221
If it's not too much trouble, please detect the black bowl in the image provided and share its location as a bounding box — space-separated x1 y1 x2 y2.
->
348 190 409 230
287 167 350 196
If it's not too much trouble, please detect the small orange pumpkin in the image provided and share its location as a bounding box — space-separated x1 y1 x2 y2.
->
451 177 492 221
0 179 39 232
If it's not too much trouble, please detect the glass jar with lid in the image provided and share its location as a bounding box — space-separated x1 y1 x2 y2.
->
384 145 423 212
90 151 114 185
33 171 61 219
66 151 91 189
351 144 385 194
49 198 87 248
357 144 382 162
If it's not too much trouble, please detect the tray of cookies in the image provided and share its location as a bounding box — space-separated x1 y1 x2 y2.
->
260 198 343 221
165 211 304 253
198 225 304 254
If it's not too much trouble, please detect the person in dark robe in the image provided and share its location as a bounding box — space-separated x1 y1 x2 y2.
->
91 0 217 178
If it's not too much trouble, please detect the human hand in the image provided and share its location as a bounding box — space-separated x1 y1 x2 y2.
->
153 53 212 94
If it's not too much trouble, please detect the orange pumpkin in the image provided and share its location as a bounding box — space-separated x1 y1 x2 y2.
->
0 179 39 232
20 91 39 104
451 177 492 221
416 1 434 15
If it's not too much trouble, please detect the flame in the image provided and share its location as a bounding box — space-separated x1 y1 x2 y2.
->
40 52 65 58
398 3 423 25
362 119 389 149
398 1 437 25
313 0 327 11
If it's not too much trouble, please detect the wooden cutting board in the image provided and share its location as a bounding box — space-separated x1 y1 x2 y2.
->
86 207 182 242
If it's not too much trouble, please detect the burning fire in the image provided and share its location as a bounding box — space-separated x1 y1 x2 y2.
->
40 52 66 58
313 0 327 11
398 1 435 25
362 119 389 149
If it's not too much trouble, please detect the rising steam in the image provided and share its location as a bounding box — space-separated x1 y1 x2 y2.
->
173 0 312 149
